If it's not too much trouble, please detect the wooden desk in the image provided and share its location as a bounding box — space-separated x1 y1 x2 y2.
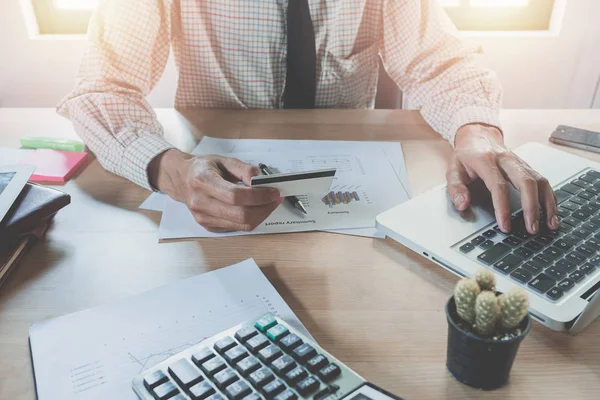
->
1 108 599 400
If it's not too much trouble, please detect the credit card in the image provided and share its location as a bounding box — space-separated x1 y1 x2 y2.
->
250 168 336 197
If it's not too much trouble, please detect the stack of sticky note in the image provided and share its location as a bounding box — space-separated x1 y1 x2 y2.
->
20 149 88 184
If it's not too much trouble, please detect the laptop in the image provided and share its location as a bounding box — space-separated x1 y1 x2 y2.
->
376 142 600 334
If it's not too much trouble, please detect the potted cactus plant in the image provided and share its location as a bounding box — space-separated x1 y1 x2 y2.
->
446 269 532 390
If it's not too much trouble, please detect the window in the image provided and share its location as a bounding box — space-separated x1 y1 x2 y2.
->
439 0 558 32
21 0 97 36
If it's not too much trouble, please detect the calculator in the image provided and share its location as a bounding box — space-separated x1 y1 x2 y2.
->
132 314 403 400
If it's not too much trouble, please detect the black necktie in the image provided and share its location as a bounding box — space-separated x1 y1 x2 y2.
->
283 0 317 109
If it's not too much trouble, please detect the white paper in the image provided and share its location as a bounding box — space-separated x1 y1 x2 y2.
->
141 139 411 239
195 138 409 239
29 259 310 400
196 137 410 197
0 147 34 165
158 149 407 239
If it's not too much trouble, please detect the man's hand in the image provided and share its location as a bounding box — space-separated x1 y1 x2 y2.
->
149 149 283 232
447 124 559 235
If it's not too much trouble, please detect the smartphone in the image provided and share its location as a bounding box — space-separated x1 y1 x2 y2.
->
549 125 600 153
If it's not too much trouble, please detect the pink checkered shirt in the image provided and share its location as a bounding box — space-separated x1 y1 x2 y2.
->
57 0 503 190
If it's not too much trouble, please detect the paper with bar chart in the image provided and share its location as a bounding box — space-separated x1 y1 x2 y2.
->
158 148 407 239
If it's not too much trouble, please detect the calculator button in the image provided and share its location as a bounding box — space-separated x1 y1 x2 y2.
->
293 344 318 364
306 354 328 373
259 344 283 365
225 346 249 365
153 381 180 400
192 348 216 366
168 359 204 388
296 376 320 396
262 379 286 400
144 370 169 390
189 381 216 400
235 356 261 377
317 364 341 383
274 389 298 400
313 385 340 400
249 367 275 388
272 355 296 376
225 380 252 400
266 325 289 341
246 335 270 353
235 326 259 343
279 334 303 353
255 315 278 332
214 368 239 390
215 337 237 354
285 366 308 385
201 358 227 377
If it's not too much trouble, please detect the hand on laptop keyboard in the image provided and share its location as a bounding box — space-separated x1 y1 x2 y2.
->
458 169 600 302
449 125 559 235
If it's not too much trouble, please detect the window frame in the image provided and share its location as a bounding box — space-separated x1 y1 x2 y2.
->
441 0 567 37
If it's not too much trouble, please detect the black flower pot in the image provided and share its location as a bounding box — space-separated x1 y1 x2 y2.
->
445 296 531 390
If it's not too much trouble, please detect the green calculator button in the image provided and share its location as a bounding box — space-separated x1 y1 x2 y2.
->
266 324 289 341
255 314 277 332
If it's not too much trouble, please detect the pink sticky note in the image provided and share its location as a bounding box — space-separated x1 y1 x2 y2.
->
20 149 88 184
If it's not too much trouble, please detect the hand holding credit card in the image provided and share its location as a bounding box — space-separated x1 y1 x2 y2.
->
251 165 336 214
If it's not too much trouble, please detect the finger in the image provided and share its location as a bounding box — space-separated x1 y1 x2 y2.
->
531 171 560 230
190 199 282 232
196 169 281 206
497 155 540 234
218 157 261 186
469 156 512 233
446 159 472 211
202 197 283 227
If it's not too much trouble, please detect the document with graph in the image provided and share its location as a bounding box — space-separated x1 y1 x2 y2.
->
157 148 408 239
29 259 310 400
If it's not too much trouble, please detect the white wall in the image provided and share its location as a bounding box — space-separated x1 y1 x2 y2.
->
0 1 177 108
0 0 599 110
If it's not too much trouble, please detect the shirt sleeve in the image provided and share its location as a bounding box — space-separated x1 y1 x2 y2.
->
380 0 503 146
57 0 173 190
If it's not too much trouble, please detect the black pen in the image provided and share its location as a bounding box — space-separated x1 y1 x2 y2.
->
258 163 308 215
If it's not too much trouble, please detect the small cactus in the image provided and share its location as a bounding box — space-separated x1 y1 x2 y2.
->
475 291 500 335
453 269 529 336
498 287 529 329
454 278 481 324
475 269 496 291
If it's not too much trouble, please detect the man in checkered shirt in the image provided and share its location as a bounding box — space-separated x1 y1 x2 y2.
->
58 0 558 235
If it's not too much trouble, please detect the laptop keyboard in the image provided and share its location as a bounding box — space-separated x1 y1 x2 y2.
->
456 168 600 302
